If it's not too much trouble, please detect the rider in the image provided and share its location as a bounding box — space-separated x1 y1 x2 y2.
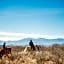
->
29 40 33 47
3 42 6 49
29 40 35 50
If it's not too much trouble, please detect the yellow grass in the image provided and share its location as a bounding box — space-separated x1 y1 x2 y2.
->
0 44 64 64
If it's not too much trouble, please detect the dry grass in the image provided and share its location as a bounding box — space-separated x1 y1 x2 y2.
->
0 44 64 64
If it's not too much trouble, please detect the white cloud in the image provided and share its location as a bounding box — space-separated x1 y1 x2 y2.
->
0 32 64 41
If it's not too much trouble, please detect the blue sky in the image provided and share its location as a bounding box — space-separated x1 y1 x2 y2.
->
0 0 64 37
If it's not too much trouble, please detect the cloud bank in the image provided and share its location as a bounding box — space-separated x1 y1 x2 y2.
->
0 32 64 41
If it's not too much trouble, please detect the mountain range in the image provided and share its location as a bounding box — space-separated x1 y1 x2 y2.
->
0 38 64 46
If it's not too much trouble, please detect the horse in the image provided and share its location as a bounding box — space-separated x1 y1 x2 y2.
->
0 47 11 58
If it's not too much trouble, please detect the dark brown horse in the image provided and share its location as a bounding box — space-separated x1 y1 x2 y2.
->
0 47 11 58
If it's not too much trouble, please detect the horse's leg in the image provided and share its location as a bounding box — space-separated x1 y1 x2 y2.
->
0 54 2 59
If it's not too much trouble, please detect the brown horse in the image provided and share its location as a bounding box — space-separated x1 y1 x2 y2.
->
0 47 11 58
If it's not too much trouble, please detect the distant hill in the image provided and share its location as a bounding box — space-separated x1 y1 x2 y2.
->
0 38 64 45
